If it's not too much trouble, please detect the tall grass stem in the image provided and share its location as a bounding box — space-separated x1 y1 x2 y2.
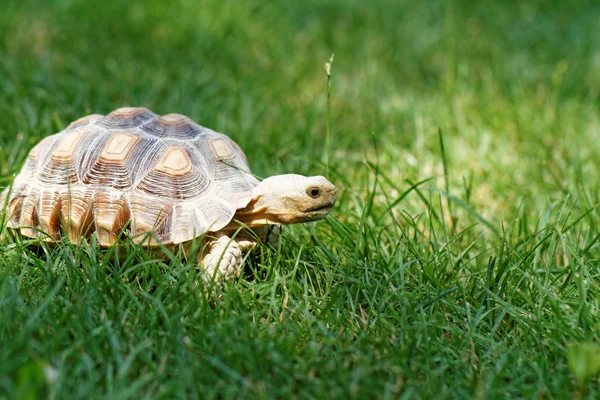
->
324 53 334 177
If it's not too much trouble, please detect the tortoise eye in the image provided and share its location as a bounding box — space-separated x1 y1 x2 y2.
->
307 187 321 198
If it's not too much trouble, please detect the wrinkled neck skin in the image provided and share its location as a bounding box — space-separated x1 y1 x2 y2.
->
227 174 337 230
231 196 280 228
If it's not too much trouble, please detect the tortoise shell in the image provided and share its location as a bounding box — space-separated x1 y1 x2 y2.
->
2 107 259 245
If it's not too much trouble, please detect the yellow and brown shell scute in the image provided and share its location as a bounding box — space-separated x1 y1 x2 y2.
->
2 107 259 246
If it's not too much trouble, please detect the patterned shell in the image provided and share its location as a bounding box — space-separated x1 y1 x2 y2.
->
2 107 259 246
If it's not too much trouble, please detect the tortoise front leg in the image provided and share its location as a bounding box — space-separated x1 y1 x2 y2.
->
200 233 243 282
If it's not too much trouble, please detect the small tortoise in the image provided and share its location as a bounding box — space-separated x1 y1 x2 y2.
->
1 107 336 280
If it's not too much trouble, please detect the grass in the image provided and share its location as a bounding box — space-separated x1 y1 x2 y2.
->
1 0 600 398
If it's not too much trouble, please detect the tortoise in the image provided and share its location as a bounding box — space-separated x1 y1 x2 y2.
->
1 107 336 281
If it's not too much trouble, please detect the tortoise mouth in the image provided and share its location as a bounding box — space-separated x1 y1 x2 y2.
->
304 199 335 213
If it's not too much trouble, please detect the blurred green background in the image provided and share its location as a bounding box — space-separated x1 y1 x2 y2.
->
2 0 600 398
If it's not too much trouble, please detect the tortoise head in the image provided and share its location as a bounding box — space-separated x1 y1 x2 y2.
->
233 174 337 226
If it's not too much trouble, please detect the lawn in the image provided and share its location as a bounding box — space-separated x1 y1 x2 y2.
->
1 0 600 398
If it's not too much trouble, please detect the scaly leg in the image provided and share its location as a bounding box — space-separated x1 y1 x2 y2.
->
201 233 242 282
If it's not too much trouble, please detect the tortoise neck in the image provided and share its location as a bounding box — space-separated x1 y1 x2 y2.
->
229 195 281 228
